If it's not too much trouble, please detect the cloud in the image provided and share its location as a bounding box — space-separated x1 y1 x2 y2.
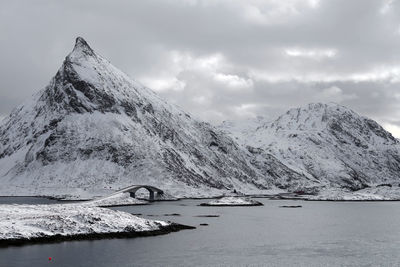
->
213 73 253 90
380 0 395 14
240 0 321 25
248 65 400 83
382 123 400 139
140 77 186 92
285 48 337 59
319 86 357 101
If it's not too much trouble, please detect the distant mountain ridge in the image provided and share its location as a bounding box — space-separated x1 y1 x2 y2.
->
220 103 400 192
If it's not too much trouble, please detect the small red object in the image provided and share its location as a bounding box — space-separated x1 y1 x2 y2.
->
48 257 52 261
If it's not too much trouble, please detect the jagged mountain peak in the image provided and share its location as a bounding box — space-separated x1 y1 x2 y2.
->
0 37 266 198
75 36 91 49
67 36 96 61
283 102 354 117
302 102 360 118
305 102 347 110
274 102 355 126
220 103 400 192
266 102 396 144
43 37 169 117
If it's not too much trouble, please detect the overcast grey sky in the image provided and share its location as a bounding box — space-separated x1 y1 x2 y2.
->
1 0 400 137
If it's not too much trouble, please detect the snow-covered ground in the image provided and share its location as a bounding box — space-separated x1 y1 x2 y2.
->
200 197 263 206
0 203 192 245
309 186 400 201
82 193 148 207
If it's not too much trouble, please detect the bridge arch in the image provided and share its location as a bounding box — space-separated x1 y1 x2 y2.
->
121 185 164 201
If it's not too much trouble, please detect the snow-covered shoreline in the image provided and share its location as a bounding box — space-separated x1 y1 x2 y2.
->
0 203 194 246
1 187 400 247
82 192 148 207
3 184 400 203
306 186 400 201
199 197 263 206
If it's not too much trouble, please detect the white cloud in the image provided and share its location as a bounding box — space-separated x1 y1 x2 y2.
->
380 0 394 14
322 86 341 96
285 48 337 59
140 77 186 92
319 86 357 102
232 103 260 118
350 66 400 83
139 50 253 92
213 73 253 90
248 64 400 83
382 123 400 138
239 0 320 25
308 0 320 9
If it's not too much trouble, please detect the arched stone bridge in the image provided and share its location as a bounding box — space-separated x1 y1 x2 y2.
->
118 185 164 201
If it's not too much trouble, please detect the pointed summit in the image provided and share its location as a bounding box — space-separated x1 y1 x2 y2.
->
68 36 96 60
75 36 90 47
0 37 263 199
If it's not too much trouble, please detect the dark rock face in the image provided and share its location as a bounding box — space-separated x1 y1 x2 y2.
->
247 149 313 191
0 37 267 198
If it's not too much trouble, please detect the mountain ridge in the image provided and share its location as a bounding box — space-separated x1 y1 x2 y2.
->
0 37 269 199
2 37 400 200
221 102 400 192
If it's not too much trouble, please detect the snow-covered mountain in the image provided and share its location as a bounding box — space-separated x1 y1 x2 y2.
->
2 38 399 200
221 103 400 193
0 37 269 198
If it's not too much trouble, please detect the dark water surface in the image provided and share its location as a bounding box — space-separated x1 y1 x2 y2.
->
1 197 400 266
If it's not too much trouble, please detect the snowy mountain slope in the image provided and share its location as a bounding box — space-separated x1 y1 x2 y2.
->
221 103 400 192
0 37 269 198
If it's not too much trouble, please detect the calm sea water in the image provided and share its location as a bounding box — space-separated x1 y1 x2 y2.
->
1 197 400 266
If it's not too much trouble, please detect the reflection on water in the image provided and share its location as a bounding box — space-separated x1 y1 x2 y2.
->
1 198 400 266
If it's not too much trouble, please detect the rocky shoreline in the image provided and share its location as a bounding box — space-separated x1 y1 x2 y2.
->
0 203 195 248
0 223 195 247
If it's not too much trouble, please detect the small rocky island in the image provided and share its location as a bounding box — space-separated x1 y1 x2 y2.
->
199 197 263 206
0 203 194 246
